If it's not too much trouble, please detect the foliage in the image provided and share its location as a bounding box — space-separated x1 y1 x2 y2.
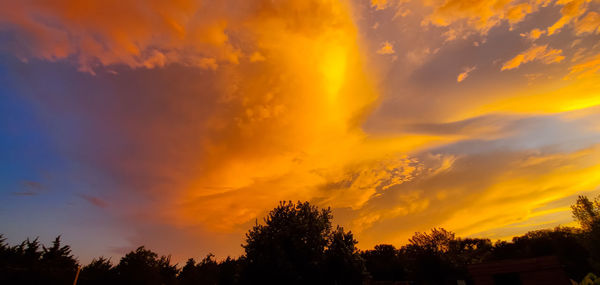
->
361 244 407 281
323 226 368 284
178 254 220 285
0 236 78 284
580 273 600 285
572 195 600 231
114 246 178 285
2 196 600 284
79 257 115 285
242 201 365 284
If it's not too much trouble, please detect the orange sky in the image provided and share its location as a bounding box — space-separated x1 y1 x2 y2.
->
0 0 600 262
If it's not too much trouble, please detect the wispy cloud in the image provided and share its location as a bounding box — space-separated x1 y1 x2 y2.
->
80 194 108 208
12 180 44 196
457 66 476 82
502 45 564 71
377 41 395 55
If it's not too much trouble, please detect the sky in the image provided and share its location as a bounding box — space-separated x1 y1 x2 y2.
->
1 0 600 264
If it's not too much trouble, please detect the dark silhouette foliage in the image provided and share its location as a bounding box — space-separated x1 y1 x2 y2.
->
242 201 366 284
572 195 600 266
572 195 600 231
79 257 116 285
0 236 78 285
178 254 221 285
323 226 368 284
362 244 407 281
2 197 600 284
114 246 178 285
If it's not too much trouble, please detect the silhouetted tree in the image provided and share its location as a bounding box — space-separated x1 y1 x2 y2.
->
323 226 367 284
572 195 600 231
362 244 407 281
4 195 600 285
178 254 219 285
217 257 241 285
408 228 455 253
402 228 463 284
241 201 365 284
79 257 116 285
447 237 492 266
115 246 178 285
40 236 79 285
0 236 79 284
572 195 600 273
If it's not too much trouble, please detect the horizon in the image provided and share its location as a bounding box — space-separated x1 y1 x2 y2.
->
1 0 600 265
0 199 591 265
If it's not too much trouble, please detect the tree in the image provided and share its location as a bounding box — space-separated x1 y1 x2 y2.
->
79 257 115 285
572 195 600 231
241 201 365 284
0 237 44 284
361 244 407 281
40 236 79 285
0 236 79 284
402 228 462 284
447 237 492 266
571 195 600 271
217 256 241 285
323 226 367 285
115 246 178 285
178 254 219 285
407 228 455 253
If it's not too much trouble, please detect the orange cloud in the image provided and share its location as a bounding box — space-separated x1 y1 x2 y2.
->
547 0 591 35
423 0 545 34
372 0 391 10
575 11 600 34
457 66 476 82
566 54 600 79
502 44 565 70
521 28 546 40
0 0 242 73
377 41 396 55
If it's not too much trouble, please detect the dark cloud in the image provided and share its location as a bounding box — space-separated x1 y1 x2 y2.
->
80 194 108 208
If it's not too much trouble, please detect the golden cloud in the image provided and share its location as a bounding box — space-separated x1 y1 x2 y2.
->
575 11 600 34
377 41 396 55
502 44 565 70
457 66 476 82
423 0 546 34
0 0 247 73
547 0 591 35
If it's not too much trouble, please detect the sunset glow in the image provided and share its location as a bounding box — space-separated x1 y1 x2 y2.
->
1 0 600 263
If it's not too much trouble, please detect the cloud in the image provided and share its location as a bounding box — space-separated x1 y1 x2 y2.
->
566 54 600 78
12 180 44 196
0 0 245 73
22 180 44 190
502 44 565 70
377 41 395 55
457 66 476 82
249 52 266 63
80 194 109 208
547 0 590 35
575 11 600 35
520 28 546 40
371 0 391 10
422 0 545 35
347 121 600 247
2 0 415 238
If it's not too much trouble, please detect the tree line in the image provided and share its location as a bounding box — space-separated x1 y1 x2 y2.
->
1 195 600 284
